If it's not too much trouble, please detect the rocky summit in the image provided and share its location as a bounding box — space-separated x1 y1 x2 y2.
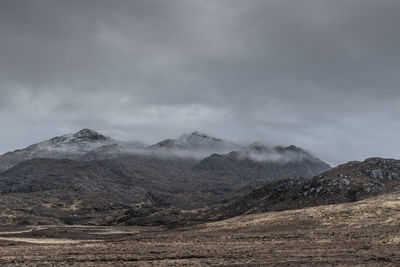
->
0 129 113 172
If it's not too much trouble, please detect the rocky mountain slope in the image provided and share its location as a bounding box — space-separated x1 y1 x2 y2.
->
0 129 112 172
0 155 237 225
202 157 400 221
111 157 400 226
0 154 267 225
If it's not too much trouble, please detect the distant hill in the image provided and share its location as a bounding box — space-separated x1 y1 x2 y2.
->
193 143 331 181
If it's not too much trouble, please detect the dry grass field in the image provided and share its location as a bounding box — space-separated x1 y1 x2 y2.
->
1 193 400 266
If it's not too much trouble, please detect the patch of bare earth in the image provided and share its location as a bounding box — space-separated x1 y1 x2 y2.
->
1 193 400 266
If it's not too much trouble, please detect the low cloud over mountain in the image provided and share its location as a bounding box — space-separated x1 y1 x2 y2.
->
0 129 330 172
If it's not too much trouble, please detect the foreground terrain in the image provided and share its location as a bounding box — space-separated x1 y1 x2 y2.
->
1 193 400 266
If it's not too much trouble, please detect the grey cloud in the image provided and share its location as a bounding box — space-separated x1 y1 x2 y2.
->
1 0 400 165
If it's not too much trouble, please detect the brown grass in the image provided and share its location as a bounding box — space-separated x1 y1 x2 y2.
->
1 193 400 266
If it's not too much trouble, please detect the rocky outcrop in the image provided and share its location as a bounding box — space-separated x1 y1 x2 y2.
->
200 157 400 221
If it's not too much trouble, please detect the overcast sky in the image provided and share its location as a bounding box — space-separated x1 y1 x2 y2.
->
1 0 400 165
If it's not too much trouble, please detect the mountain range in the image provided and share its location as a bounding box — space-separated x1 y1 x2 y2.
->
0 128 331 225
0 129 399 228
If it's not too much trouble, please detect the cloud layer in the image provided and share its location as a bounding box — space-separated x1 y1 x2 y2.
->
1 0 400 165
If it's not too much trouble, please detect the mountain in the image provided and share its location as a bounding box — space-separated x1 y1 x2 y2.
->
148 131 240 158
0 129 149 172
0 129 113 172
0 129 330 175
193 143 331 181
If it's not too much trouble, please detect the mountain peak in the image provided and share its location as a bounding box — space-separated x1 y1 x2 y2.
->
179 131 222 142
45 128 109 146
248 142 271 152
149 131 229 153
273 145 309 155
72 129 108 141
190 131 217 138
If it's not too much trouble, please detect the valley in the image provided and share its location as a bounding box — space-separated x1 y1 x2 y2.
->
1 193 400 266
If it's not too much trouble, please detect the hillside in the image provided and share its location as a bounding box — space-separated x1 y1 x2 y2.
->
113 157 400 226
203 157 400 221
0 155 246 225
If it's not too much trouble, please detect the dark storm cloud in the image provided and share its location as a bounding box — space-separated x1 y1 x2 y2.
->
1 0 400 165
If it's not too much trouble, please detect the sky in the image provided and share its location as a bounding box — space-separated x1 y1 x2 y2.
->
1 0 400 166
